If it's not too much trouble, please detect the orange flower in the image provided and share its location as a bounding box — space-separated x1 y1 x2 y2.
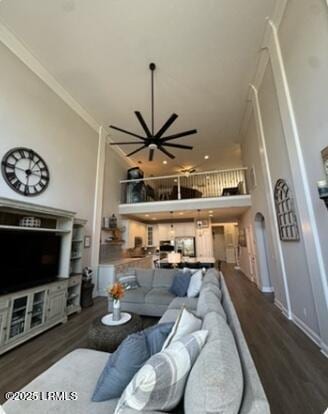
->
108 282 125 300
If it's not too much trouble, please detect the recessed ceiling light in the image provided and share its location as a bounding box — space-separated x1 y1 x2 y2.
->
145 214 149 217
179 212 184 215
209 214 214 217
163 160 167 164
152 217 157 220
204 155 209 160
209 210 213 214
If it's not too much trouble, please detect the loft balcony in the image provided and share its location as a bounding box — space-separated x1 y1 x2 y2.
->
119 168 251 216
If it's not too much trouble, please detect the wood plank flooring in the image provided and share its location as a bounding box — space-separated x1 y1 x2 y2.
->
222 263 328 414
0 266 327 413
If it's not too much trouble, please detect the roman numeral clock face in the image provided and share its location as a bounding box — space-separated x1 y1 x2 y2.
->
1 148 50 196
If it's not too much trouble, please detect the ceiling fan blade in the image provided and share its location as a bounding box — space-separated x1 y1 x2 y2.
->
163 143 193 150
149 148 155 161
135 111 152 138
161 129 197 142
159 146 175 159
155 113 178 138
110 141 143 145
126 145 147 157
109 125 147 141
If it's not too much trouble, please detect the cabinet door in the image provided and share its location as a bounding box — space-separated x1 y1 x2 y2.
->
7 295 29 342
46 291 66 323
28 289 47 330
0 309 8 345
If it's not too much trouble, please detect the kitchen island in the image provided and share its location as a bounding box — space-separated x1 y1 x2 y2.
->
97 255 153 296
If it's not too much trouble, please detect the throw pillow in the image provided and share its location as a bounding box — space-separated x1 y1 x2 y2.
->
92 323 173 401
162 307 202 350
92 331 148 402
114 330 208 413
143 322 174 355
169 271 191 297
187 269 203 297
117 269 140 290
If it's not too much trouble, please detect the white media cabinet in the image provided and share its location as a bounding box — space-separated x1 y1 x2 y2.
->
0 197 86 355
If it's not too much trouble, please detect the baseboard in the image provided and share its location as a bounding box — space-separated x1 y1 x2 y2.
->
292 313 323 351
261 286 275 293
274 298 291 319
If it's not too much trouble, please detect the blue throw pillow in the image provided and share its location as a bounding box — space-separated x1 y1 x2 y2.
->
169 271 191 297
144 322 174 355
92 322 174 402
92 332 149 401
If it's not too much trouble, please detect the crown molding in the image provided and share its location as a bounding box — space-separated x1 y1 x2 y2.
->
239 0 288 140
0 21 136 165
0 21 101 132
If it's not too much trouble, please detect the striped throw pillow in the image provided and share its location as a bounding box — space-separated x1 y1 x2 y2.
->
117 269 140 291
114 330 208 413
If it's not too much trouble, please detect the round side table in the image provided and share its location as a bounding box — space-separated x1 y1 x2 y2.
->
87 312 143 353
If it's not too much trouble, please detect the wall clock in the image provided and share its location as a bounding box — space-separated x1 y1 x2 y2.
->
1 147 50 196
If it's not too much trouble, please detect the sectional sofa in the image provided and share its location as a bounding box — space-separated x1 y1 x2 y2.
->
3 268 270 414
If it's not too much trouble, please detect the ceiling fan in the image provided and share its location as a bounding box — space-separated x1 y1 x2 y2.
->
109 63 198 161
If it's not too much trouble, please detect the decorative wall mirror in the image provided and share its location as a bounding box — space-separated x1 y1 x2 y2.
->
274 179 300 241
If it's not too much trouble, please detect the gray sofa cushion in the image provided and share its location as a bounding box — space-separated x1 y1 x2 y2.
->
200 282 222 300
145 288 176 306
203 268 220 287
168 297 198 311
136 269 154 288
4 349 119 414
197 287 226 320
159 308 181 324
184 312 243 414
153 268 177 288
120 287 150 304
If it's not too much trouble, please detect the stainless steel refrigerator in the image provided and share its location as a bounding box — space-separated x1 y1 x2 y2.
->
175 237 196 257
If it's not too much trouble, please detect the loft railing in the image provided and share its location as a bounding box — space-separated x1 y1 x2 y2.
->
120 168 248 204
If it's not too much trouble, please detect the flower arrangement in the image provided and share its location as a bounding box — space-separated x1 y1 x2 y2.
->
107 282 125 301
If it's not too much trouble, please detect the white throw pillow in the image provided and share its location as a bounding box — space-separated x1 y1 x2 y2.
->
162 307 202 350
114 330 208 414
187 269 203 297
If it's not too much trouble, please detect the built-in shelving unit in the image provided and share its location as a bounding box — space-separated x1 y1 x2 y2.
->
0 198 86 354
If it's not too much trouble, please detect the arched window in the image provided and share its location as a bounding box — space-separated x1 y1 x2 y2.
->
274 179 300 241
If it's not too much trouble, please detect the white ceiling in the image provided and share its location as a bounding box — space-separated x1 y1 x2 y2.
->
125 206 249 223
0 0 275 175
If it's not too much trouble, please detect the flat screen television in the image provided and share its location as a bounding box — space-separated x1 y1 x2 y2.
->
0 230 61 294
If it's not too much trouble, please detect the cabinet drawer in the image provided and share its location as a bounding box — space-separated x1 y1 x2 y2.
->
48 281 68 294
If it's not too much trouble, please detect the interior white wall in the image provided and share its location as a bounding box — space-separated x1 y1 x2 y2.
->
0 42 98 266
241 114 287 305
278 0 328 276
258 62 320 335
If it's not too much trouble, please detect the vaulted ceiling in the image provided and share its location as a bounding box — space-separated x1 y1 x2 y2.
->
0 0 275 175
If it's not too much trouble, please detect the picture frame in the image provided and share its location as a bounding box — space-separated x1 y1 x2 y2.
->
84 235 91 248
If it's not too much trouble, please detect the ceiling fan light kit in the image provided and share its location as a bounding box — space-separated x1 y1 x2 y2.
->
109 63 198 162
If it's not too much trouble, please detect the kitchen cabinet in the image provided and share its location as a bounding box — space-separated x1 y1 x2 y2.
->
146 225 159 247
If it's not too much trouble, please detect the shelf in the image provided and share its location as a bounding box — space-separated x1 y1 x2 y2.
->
70 255 82 260
67 293 79 301
13 306 27 313
0 225 70 233
70 272 82 277
11 318 25 325
72 239 83 243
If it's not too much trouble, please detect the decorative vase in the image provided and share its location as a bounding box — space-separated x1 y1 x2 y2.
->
112 299 121 321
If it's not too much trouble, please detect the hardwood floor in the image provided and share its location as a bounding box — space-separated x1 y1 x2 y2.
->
222 263 328 414
0 267 327 413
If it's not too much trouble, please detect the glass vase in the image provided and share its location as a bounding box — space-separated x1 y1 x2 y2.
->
112 299 121 321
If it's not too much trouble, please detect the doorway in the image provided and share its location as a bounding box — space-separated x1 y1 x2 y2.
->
212 226 226 263
254 213 273 292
